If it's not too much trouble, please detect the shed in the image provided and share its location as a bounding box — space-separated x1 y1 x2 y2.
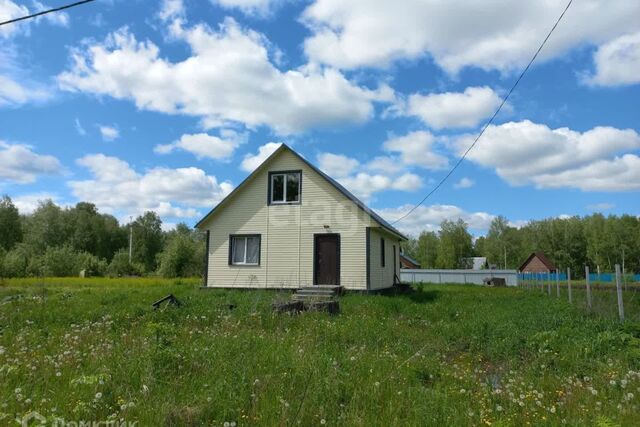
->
518 252 557 273
195 144 407 291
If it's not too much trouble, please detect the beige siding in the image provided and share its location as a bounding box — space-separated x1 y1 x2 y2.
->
368 228 402 290
201 149 375 290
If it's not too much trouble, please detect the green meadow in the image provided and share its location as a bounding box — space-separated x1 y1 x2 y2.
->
1 278 639 426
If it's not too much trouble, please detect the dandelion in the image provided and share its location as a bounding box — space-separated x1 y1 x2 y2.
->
95 392 103 400
320 419 326 425
56 372 61 377
591 389 598 396
550 407 556 414
374 382 380 387
142 385 149 394
14 388 22 394
460 389 466 394
610 380 617 386
496 405 503 412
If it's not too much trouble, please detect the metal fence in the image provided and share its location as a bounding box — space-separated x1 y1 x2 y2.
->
519 272 640 282
400 269 519 287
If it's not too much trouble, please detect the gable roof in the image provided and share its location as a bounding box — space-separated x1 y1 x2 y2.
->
518 252 557 272
195 144 408 240
400 252 421 268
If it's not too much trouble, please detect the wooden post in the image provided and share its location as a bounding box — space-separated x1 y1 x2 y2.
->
585 265 592 312
547 272 551 296
567 267 572 304
615 264 624 322
556 269 560 298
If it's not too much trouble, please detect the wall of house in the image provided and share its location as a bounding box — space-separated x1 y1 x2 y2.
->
200 149 375 290
368 227 401 290
521 256 552 273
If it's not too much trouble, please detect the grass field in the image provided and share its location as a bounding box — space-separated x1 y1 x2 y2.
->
1 278 640 426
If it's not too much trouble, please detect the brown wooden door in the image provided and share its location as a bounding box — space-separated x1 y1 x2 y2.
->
314 234 340 286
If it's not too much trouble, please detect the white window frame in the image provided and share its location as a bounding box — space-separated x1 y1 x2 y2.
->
270 172 301 204
230 235 260 266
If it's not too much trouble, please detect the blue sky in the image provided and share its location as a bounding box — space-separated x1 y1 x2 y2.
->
1 0 639 236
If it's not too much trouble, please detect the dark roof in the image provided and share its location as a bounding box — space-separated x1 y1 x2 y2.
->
518 252 557 272
195 143 408 240
400 252 421 268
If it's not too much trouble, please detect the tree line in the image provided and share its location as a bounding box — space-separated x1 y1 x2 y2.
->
404 215 640 276
0 196 204 278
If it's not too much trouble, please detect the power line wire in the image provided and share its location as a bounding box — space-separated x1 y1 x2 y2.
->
0 0 96 27
391 0 573 226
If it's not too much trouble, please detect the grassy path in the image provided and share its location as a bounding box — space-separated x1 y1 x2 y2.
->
1 278 639 426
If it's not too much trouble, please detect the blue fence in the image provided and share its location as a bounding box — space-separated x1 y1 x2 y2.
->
518 272 640 282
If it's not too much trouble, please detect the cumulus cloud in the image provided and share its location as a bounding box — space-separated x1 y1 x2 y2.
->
57 19 391 135
155 130 247 160
69 154 233 220
382 131 448 170
406 87 503 130
240 142 282 172
584 32 640 87
456 120 640 191
0 74 50 107
316 152 359 178
0 141 63 184
99 125 119 141
11 192 64 214
376 204 496 237
454 177 474 189
158 0 184 21
301 0 640 73
316 150 423 201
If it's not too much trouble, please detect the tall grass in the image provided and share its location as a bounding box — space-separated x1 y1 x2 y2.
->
1 279 639 426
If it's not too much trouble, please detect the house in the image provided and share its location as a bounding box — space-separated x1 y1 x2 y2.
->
400 252 421 269
195 144 407 291
518 252 557 273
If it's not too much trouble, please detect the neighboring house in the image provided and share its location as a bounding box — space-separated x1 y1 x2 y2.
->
400 252 421 269
518 252 557 273
195 144 407 291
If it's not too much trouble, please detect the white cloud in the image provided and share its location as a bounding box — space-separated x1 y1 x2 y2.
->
338 172 422 201
383 131 448 170
586 202 615 212
0 74 50 107
317 152 359 178
456 120 640 191
0 0 28 38
99 125 119 141
316 151 423 200
74 118 86 136
365 156 405 175
376 204 496 237
585 32 640 87
11 192 63 214
158 0 184 21
301 0 640 73
407 87 503 130
454 177 474 189
155 130 247 160
0 1 68 38
32 1 69 27
240 142 282 172
212 0 283 16
58 19 391 135
69 154 234 220
0 141 63 184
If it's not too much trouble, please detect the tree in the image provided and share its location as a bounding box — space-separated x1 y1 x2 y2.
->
131 212 164 272
158 224 205 278
22 200 69 254
108 249 144 277
415 231 440 268
436 219 473 269
0 195 22 250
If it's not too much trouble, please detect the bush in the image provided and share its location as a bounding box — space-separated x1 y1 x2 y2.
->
108 249 144 277
2 244 30 277
43 245 81 277
158 235 203 278
77 252 108 277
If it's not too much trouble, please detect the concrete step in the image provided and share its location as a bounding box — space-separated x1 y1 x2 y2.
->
292 293 334 301
295 288 335 295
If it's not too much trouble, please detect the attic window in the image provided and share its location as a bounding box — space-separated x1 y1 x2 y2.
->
269 171 301 204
